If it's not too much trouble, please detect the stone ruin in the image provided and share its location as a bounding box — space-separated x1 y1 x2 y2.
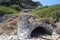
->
0 14 60 40
17 13 54 39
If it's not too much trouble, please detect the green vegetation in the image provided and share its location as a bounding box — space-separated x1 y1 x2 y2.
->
0 0 41 9
10 4 21 12
32 4 60 19
0 6 18 14
40 18 50 24
0 0 41 15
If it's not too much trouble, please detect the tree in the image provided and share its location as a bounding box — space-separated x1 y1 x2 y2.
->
35 1 42 6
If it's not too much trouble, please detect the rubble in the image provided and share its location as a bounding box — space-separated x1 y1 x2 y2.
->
17 14 53 40
0 14 60 40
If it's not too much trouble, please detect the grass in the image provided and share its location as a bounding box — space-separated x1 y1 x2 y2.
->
0 6 18 15
31 4 60 19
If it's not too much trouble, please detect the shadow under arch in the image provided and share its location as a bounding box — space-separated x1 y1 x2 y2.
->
30 27 52 38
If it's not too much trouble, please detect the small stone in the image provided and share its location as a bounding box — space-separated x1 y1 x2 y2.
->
41 35 51 40
0 31 3 35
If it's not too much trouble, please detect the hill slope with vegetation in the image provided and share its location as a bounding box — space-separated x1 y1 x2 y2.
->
32 4 60 19
0 0 41 15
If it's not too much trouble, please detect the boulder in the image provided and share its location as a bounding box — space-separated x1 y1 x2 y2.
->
17 14 53 39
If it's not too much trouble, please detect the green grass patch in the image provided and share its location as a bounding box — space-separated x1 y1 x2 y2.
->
32 4 60 19
0 6 18 15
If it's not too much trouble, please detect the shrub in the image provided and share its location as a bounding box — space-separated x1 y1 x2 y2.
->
40 18 50 24
0 6 18 15
55 10 60 19
10 5 21 11
32 4 60 19
50 10 60 19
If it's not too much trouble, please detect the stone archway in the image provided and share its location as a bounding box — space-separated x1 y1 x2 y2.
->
30 27 52 38
17 14 53 39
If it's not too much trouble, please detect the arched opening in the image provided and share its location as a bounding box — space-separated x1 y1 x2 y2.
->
30 27 52 38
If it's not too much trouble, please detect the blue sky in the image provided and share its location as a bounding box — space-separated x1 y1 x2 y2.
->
32 0 60 6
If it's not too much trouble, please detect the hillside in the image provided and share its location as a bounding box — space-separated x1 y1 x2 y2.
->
0 0 60 40
0 0 41 9
0 0 41 35
0 0 42 15
32 4 60 19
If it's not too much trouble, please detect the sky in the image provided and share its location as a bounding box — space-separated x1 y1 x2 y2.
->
32 0 60 6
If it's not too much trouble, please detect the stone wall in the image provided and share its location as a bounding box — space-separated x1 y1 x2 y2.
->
0 13 60 40
17 14 53 39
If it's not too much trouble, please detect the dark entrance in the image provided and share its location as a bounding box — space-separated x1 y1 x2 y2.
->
30 27 51 38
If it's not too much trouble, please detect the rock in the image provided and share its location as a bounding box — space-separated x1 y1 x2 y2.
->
52 30 60 40
0 31 3 35
0 16 5 23
55 22 60 28
41 35 52 40
54 22 60 35
17 14 53 39
0 14 18 36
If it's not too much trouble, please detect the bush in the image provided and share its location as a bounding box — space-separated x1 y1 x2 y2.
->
55 10 60 19
10 5 21 11
32 4 60 18
0 6 18 15
40 18 50 24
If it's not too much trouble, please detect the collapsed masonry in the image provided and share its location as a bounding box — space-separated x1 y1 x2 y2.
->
17 14 53 39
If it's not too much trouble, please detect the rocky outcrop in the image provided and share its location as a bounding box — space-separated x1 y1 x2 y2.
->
17 14 53 39
0 14 18 36
0 0 40 9
0 14 60 40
